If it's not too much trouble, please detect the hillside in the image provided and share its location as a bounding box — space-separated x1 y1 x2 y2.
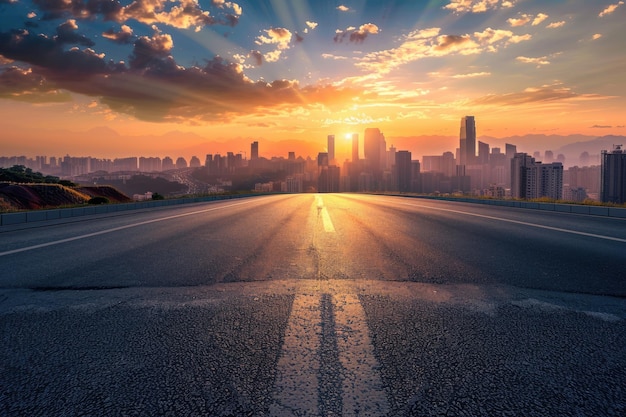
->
0 183 131 212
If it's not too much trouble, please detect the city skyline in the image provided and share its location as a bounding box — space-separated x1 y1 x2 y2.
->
1 1 625 159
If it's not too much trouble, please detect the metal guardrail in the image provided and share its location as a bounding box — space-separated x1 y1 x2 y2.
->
0 194 259 226
2 193 625 227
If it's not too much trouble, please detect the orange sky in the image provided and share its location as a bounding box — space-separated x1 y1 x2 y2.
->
1 1 625 161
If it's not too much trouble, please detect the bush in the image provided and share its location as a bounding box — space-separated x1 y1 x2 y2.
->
88 196 110 205
152 192 165 200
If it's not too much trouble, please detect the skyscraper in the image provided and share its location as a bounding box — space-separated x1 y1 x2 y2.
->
251 141 259 160
459 116 476 166
364 127 384 177
601 145 626 204
352 133 359 163
327 135 335 164
395 150 412 192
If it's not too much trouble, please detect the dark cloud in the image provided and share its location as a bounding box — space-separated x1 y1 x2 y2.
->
0 29 110 79
129 32 173 70
434 35 471 51
56 20 95 47
102 25 134 44
591 124 612 128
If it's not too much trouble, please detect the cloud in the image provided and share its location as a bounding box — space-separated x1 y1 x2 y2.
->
532 13 549 25
516 56 550 66
591 125 613 128
507 14 532 27
334 23 380 43
0 66 70 102
249 50 263 66
256 27 292 50
102 25 134 44
507 13 548 27
592 33 602 40
0 29 112 80
546 21 565 29
31 0 240 29
55 19 95 47
337 5 350 12
599 1 624 17
322 53 348 60
306 21 318 30
444 0 514 14
129 27 174 70
355 26 529 74
451 71 491 78
471 83 611 106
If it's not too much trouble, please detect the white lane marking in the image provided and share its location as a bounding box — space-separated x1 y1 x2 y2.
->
315 195 336 233
334 294 389 417
321 207 336 233
0 200 258 257
397 201 626 243
269 293 321 416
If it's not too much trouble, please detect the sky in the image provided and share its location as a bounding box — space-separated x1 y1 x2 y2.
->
1 0 625 160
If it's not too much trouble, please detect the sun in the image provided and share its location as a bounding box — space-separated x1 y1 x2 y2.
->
344 133 352 140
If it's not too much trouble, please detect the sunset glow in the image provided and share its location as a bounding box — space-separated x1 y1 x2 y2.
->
0 0 625 161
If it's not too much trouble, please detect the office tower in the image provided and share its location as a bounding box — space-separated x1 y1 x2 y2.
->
601 145 626 204
251 141 259 160
459 116 476 166
352 134 359 162
478 141 490 165
288 151 296 160
327 135 335 164
395 150 412 192
364 127 383 177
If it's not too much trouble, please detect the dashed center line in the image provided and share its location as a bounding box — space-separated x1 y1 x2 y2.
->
315 195 336 233
270 292 389 416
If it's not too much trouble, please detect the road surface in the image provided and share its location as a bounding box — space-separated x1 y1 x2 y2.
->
1 194 625 416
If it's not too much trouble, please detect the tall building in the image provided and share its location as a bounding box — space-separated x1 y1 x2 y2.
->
327 135 335 164
395 150 412 192
601 145 626 204
364 127 384 179
511 153 563 199
251 141 259 160
459 116 476 166
511 153 534 199
352 133 359 163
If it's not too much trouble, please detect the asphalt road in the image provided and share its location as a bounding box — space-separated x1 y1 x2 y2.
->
1 194 625 416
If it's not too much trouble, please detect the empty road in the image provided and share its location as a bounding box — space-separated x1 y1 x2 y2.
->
1 194 625 416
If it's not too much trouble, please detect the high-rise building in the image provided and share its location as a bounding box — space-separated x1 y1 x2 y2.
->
364 127 384 178
478 141 490 165
327 135 335 164
601 145 626 204
511 153 534 199
352 134 359 163
459 116 476 166
395 150 412 192
251 141 259 160
512 153 563 199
